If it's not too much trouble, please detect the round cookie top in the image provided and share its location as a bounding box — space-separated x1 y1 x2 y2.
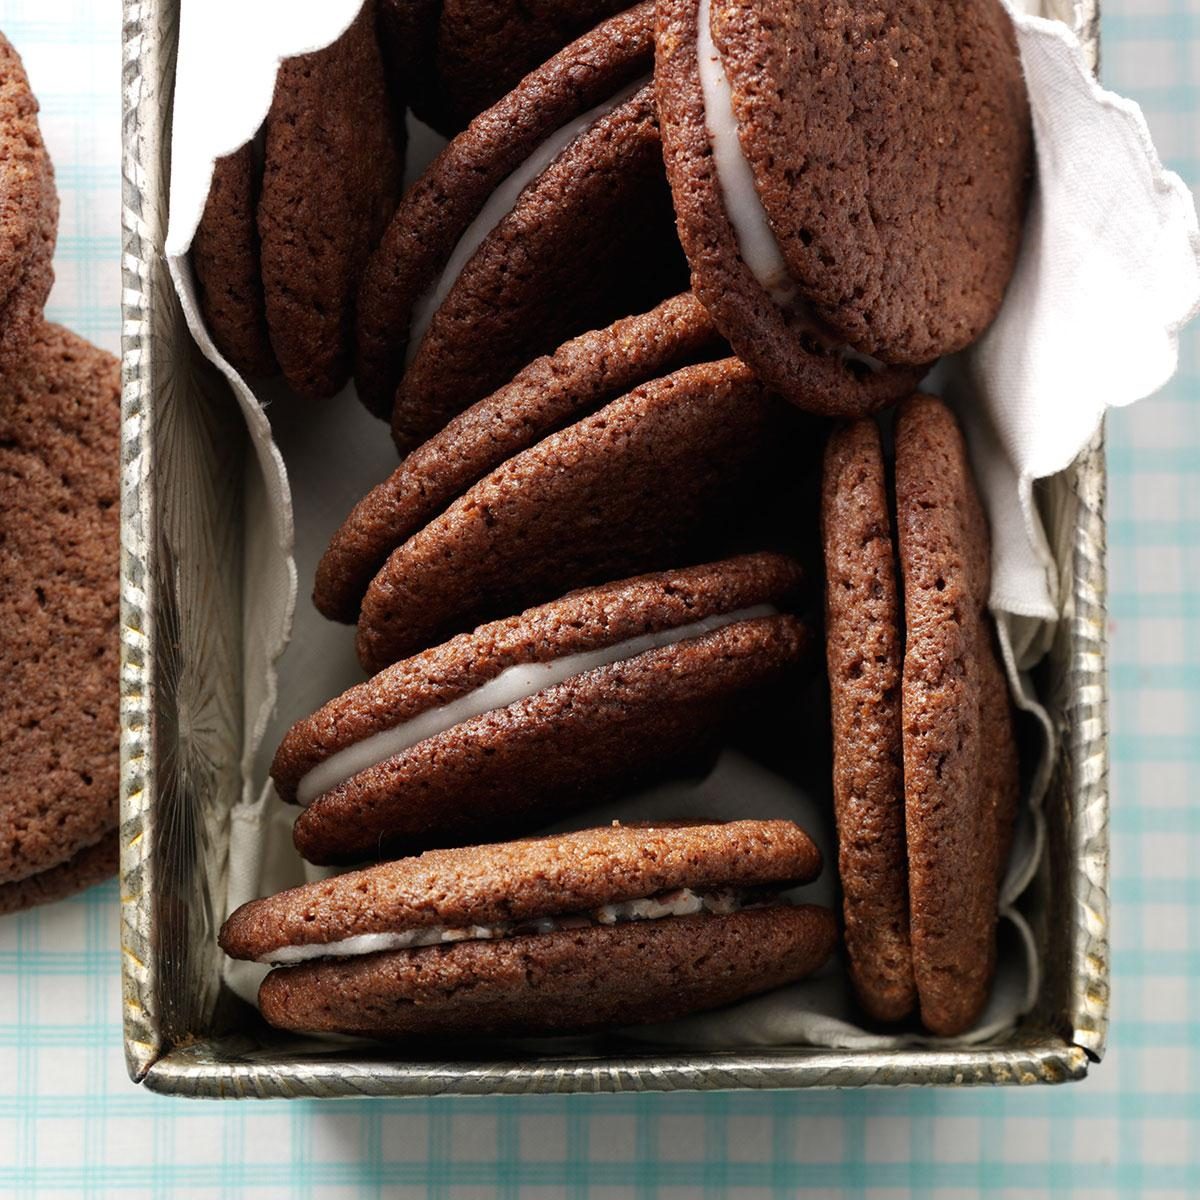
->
0 35 58 370
316 294 721 624
710 0 1032 363
255 905 838 1040
357 357 785 672
220 818 822 961
354 2 658 420
282 552 802 803
0 324 120 886
894 394 1019 1037
821 419 914 1024
258 1 403 399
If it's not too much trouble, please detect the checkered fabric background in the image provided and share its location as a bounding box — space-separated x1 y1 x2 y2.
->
0 0 1196 1194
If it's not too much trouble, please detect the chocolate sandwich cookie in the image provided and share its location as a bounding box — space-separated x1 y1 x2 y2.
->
220 820 838 1039
191 2 403 397
820 396 1018 1036
0 324 120 910
354 3 688 444
655 0 1032 414
355 354 787 672
0 35 57 370
317 293 721 625
276 555 809 864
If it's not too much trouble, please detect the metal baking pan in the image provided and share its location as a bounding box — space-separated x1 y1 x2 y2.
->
119 0 1108 1096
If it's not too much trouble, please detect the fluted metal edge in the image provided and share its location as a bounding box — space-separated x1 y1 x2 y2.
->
1063 431 1109 1058
141 1039 1089 1099
119 0 171 1084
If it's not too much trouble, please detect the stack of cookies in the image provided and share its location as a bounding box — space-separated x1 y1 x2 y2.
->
210 0 1033 1041
0 37 122 915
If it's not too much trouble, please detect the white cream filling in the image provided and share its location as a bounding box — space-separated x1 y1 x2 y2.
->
697 0 795 309
260 887 750 965
405 76 651 366
296 604 775 806
696 0 884 373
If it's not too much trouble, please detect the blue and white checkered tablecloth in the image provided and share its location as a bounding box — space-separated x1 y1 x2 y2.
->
0 0 1197 1194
